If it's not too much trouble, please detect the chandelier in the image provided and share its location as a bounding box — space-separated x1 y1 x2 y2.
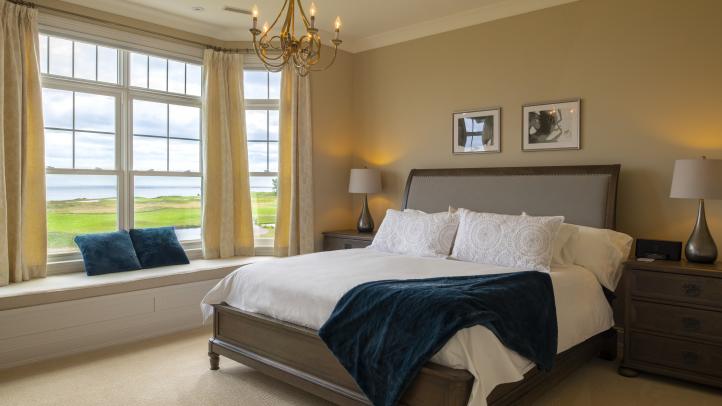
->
250 1 342 76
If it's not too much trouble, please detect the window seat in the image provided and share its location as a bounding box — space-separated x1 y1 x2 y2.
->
0 257 271 311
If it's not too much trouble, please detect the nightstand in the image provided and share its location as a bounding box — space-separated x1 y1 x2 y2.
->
322 230 375 251
619 259 722 388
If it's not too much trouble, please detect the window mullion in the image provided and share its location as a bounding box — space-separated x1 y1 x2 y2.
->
121 49 132 232
72 92 76 168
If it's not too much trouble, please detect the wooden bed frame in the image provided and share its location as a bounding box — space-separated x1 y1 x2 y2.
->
208 164 621 406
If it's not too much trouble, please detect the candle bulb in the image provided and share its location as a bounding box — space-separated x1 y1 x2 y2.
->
309 2 316 29
334 16 341 39
262 21 269 35
252 5 259 29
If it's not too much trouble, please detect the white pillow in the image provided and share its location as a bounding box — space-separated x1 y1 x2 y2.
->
369 209 459 258
521 213 578 266
566 225 633 291
552 223 579 265
451 209 564 272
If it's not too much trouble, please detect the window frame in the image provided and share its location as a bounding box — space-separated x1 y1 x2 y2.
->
41 30 204 273
244 67 280 251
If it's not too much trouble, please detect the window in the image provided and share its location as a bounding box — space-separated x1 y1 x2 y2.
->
244 70 281 247
41 33 202 259
39 34 119 84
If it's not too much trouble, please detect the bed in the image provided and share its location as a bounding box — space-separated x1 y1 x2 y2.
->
204 164 621 406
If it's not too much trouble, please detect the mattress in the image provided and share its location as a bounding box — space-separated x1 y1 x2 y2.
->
201 248 614 406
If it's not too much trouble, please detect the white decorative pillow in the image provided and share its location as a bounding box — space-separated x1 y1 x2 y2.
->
567 225 633 291
522 213 578 266
451 209 564 272
369 209 459 258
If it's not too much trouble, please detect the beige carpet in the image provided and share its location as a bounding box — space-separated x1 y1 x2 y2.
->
1 328 721 406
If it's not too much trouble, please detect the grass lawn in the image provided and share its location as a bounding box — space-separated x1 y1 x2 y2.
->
48 192 277 253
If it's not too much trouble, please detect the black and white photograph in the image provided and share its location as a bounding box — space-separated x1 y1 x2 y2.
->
452 108 501 154
522 99 581 151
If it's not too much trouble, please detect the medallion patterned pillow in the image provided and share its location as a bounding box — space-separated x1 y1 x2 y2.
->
451 209 564 272
368 209 459 258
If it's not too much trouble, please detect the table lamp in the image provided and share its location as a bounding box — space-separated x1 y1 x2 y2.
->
349 168 382 233
670 156 722 263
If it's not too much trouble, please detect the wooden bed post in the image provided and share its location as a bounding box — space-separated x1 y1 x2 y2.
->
209 340 220 370
598 328 618 361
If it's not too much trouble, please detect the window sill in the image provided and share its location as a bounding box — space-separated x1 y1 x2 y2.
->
47 246 274 275
0 256 272 311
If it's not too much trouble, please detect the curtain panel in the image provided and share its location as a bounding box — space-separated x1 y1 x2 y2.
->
0 0 46 286
274 65 314 257
201 49 254 258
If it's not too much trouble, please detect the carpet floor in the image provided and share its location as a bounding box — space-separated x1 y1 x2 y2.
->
1 327 721 405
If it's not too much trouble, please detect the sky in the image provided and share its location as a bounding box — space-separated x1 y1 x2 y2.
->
41 35 280 175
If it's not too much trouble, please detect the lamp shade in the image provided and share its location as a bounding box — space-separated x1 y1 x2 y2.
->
670 158 722 200
349 168 381 194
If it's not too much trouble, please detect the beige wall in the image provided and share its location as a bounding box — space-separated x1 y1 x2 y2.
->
350 0 722 246
311 52 356 248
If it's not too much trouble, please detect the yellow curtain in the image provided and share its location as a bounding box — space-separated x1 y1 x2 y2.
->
274 65 314 257
0 1 46 286
201 49 254 258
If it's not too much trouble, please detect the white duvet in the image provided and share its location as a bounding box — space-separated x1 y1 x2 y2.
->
201 249 614 406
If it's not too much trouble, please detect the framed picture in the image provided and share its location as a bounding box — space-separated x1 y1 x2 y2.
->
452 108 501 154
522 99 581 151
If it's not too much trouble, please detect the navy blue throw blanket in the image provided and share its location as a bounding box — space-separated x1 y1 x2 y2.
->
318 272 557 406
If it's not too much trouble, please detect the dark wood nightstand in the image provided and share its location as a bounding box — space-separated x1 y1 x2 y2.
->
322 230 375 251
619 259 722 388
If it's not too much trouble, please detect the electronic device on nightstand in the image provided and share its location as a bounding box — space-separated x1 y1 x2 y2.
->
635 239 682 261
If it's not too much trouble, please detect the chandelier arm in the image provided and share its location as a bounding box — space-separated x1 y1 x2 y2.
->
253 38 289 70
259 37 287 60
307 44 340 73
296 35 320 65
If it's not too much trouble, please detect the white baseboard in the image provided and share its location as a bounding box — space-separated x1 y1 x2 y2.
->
0 279 219 370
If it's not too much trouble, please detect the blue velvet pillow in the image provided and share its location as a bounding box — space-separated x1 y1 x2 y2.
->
74 231 142 276
129 227 190 269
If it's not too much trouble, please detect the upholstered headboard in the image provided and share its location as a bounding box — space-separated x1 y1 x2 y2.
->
401 165 620 229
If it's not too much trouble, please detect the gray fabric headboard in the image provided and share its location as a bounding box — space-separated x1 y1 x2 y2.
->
401 165 620 229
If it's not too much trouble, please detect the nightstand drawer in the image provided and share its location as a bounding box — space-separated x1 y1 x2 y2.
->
629 332 722 378
323 237 371 251
630 300 722 343
631 270 722 308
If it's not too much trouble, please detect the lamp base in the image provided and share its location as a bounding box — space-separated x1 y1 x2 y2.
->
686 199 718 264
357 194 374 233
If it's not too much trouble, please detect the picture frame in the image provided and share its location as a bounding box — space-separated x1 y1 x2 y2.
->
452 108 501 154
522 99 581 151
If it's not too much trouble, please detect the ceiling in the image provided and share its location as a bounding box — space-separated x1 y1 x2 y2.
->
60 0 577 53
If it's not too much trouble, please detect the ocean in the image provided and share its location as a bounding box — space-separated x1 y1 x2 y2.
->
46 184 274 201
46 186 201 201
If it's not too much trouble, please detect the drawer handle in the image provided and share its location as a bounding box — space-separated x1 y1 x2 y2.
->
682 351 699 365
683 283 702 297
681 317 701 332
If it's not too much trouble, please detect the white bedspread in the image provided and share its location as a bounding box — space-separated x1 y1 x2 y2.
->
201 249 613 406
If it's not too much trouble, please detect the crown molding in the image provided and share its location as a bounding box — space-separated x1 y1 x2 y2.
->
40 0 579 54
41 0 243 41
343 0 579 53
